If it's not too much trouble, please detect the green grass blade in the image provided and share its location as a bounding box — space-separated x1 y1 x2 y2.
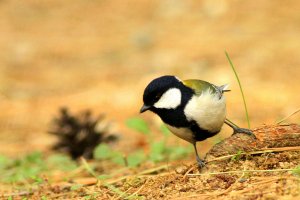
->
225 51 251 129
80 157 97 178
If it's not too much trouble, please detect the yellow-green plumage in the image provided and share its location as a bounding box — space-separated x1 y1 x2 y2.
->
182 79 219 96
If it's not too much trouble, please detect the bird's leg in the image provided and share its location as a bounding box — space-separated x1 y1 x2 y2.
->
224 118 254 136
193 143 205 168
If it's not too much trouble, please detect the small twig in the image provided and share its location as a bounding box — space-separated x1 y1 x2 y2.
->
184 176 299 199
262 146 300 151
54 166 170 191
2 190 34 198
216 170 245 196
186 166 250 198
125 179 148 199
187 168 295 176
113 186 133 200
276 108 300 124
107 164 169 185
104 183 127 199
107 176 130 185
138 164 169 175
49 191 75 199
228 176 300 195
206 146 300 163
175 193 212 199
243 191 274 196
138 172 174 177
250 177 285 186
183 164 198 179
103 164 169 198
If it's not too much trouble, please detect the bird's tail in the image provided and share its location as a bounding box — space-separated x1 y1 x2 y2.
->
218 84 230 93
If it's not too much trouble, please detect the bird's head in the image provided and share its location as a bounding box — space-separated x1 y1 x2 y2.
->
140 75 184 113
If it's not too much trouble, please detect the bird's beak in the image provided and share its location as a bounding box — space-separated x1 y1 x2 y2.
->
140 104 151 113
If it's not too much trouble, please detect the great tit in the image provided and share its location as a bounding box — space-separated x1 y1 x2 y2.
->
140 75 253 167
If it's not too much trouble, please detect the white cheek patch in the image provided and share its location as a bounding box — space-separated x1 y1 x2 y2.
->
154 88 181 109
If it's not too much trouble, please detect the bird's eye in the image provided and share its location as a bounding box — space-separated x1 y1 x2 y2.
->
155 94 162 100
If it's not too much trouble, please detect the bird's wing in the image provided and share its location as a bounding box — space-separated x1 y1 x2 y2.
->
182 79 229 98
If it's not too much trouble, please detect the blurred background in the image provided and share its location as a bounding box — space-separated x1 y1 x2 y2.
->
0 0 299 158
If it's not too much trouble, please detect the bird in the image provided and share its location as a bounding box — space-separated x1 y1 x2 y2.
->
140 75 254 167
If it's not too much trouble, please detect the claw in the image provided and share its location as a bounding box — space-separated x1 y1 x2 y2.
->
232 127 252 135
196 156 206 168
225 119 256 139
232 127 256 139
193 143 206 168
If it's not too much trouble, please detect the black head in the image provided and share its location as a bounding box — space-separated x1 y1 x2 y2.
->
140 75 184 113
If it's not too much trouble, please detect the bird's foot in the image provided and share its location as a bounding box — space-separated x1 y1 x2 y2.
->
196 157 206 168
232 127 256 138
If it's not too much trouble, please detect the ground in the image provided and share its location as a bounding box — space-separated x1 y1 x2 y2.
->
0 0 300 199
